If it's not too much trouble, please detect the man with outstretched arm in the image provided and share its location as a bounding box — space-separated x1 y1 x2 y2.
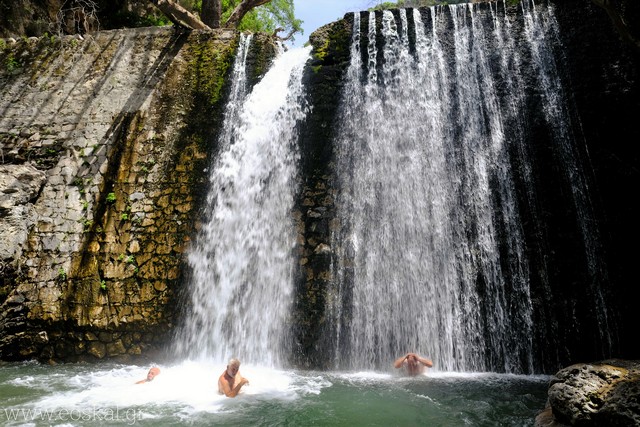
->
218 358 249 397
394 352 434 376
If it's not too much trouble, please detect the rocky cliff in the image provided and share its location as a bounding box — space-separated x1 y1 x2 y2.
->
0 26 276 362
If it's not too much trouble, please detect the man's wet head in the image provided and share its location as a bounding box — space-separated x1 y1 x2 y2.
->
406 355 418 366
226 358 241 377
147 367 160 381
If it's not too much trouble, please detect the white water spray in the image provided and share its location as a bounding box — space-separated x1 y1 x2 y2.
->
175 39 311 367
329 4 556 373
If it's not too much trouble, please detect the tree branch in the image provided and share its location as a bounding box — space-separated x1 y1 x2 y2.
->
149 0 211 30
272 27 295 41
224 0 272 28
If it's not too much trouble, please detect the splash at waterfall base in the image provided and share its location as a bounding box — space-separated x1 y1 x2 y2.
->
0 361 635 426
0 361 551 426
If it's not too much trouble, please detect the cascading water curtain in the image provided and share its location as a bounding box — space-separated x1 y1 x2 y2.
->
328 1 611 374
174 36 311 367
520 2 613 356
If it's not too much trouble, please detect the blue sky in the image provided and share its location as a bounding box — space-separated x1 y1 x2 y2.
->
291 0 381 47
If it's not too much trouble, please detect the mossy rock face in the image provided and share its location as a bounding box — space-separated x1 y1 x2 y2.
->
0 26 280 363
184 31 238 108
309 17 352 70
245 32 279 88
288 14 353 369
58 29 244 362
301 15 352 174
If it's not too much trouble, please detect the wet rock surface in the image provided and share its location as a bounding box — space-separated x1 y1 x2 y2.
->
536 360 640 426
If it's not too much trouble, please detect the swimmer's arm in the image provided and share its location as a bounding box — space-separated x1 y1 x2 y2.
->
394 354 409 368
219 376 247 398
417 355 433 367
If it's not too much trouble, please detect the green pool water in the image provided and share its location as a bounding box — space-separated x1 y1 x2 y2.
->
0 361 550 426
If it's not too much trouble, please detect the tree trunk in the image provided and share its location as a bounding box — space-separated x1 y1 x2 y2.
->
224 0 272 28
200 0 221 28
149 0 211 30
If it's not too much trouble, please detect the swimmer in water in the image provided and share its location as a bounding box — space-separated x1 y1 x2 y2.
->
394 353 433 376
135 367 160 384
218 358 249 397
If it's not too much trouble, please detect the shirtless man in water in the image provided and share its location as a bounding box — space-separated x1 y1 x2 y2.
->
218 358 249 397
135 367 160 384
394 352 434 376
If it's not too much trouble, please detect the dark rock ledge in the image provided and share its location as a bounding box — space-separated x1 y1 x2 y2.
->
535 360 640 427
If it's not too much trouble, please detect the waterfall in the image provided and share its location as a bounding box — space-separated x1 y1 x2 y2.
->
169 0 614 374
174 36 311 367
327 1 611 373
520 2 613 356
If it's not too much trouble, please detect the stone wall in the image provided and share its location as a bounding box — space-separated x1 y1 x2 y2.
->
290 17 353 369
0 26 275 363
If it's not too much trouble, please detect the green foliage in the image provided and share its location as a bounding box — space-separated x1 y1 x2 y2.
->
188 0 303 39
313 38 330 63
371 1 399 10
182 0 203 11
100 280 107 291
93 0 303 39
121 213 129 221
370 0 468 10
189 40 230 105
106 192 116 203
58 268 67 281
82 218 93 230
5 53 19 72
140 14 173 27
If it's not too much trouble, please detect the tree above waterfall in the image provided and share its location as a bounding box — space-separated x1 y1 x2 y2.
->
148 0 302 41
8 0 303 41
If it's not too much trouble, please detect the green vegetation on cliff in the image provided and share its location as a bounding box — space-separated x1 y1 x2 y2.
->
370 0 466 9
370 0 519 9
0 0 303 41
